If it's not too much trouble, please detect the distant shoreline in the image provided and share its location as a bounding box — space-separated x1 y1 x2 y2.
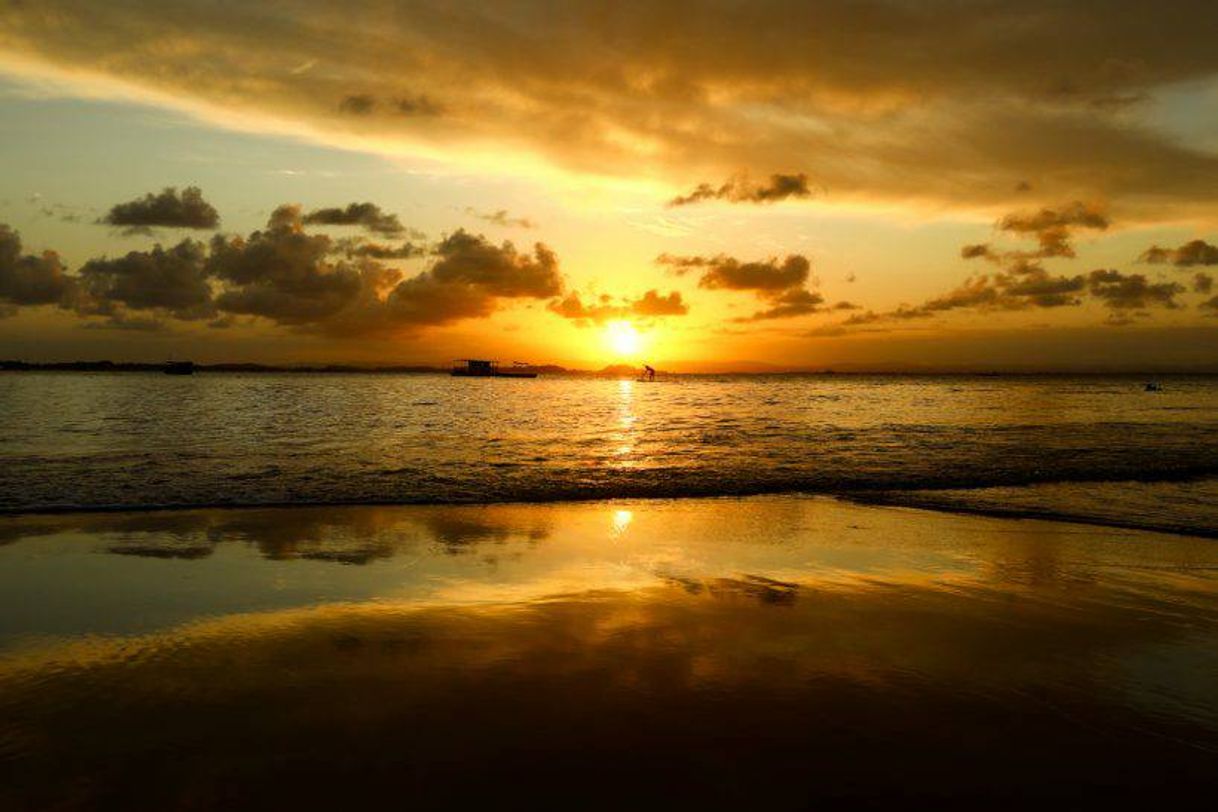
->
3 360 1218 376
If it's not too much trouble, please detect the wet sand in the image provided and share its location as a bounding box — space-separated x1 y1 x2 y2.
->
2 496 1217 808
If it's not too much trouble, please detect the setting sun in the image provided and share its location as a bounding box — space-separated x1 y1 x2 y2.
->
605 320 642 358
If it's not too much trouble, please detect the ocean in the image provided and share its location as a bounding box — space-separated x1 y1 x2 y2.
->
5 371 1218 805
2 371 1217 535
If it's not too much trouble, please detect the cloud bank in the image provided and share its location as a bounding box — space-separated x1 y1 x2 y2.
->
0 194 578 335
8 2 1218 213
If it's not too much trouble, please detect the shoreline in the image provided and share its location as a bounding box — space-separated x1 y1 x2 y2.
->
2 487 1216 541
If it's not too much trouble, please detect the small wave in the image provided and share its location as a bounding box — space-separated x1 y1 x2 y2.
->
5 473 1218 539
848 479 1218 540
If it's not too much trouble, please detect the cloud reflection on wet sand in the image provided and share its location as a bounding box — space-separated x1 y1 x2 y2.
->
1 498 1218 807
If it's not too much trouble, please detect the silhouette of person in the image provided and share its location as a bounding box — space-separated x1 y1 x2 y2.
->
643 364 655 382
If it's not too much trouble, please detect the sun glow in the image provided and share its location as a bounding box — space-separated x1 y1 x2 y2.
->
605 320 642 358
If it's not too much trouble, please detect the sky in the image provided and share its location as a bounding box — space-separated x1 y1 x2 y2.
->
3 1 1218 371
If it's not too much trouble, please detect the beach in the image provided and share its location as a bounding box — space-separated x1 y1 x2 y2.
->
3 495 1217 807
7 4 1218 805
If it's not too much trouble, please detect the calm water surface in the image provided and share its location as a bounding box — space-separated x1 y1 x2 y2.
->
3 372 1217 535
1 498 1217 807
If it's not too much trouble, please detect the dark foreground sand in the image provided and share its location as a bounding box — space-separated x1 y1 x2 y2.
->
2 497 1217 808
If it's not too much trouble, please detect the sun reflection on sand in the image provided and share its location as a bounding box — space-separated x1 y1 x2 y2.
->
611 509 634 536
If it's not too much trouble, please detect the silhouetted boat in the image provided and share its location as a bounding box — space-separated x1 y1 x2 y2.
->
450 359 537 378
1145 381 1162 392
163 361 195 376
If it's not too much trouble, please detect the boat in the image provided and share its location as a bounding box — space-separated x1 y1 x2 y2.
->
1145 381 1163 392
163 360 195 375
450 359 537 378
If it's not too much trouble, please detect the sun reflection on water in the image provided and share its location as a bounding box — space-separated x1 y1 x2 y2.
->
612 378 637 464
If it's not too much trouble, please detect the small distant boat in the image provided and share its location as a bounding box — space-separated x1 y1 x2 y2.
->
1144 381 1162 392
163 360 195 376
450 359 537 379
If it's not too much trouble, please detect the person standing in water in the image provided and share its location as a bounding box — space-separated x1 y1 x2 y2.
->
642 364 656 382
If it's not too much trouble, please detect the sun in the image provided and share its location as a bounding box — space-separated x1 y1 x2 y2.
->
605 320 642 358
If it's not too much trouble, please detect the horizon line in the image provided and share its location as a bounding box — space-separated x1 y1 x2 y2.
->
5 360 1218 376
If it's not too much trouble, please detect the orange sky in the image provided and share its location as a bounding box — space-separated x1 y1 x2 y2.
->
3 1 1218 370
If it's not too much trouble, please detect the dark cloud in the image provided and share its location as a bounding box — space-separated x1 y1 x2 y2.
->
333 237 425 260
547 292 608 323
77 240 214 320
832 301 861 311
1000 266 1088 308
466 208 537 229
740 289 826 321
0 224 73 306
998 202 1110 235
547 289 688 324
206 213 369 326
267 203 304 231
1140 239 1218 267
379 272 496 327
631 289 688 317
658 252 825 320
669 174 812 207
959 202 1111 264
659 253 810 292
1087 269 1185 310
2 209 565 335
100 187 220 231
1028 226 1076 259
329 230 566 334
428 230 562 298
915 276 1004 314
301 202 407 236
826 216 1204 332
941 267 1087 311
207 219 564 334
1201 295 1218 313
841 263 1087 327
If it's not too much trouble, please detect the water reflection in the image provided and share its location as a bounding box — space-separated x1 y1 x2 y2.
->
611 377 637 465
2 498 1218 805
0 505 553 563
